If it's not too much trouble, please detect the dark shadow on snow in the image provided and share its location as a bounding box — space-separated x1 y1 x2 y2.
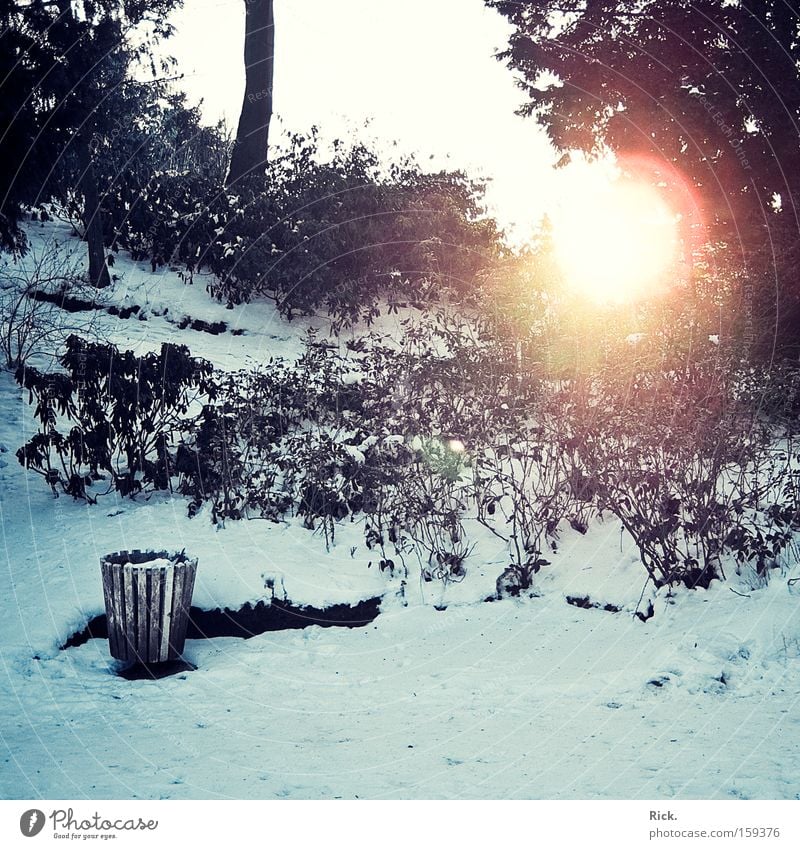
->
61 596 382 650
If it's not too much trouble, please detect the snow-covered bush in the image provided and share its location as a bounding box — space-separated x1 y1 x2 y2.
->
559 342 800 588
393 437 473 584
474 425 570 597
83 94 231 273
16 335 214 500
110 130 499 325
205 134 500 327
175 342 380 533
112 170 232 274
173 327 511 582
359 438 419 578
175 361 299 523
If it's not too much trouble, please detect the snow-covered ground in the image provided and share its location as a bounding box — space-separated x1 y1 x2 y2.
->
1 224 799 799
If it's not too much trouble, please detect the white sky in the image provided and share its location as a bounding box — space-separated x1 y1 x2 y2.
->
166 0 559 240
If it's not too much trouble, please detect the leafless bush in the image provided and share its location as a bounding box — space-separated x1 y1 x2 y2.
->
473 406 577 597
0 240 100 369
559 345 799 589
400 438 475 585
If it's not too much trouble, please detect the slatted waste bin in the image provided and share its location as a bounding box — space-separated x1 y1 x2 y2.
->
101 549 197 664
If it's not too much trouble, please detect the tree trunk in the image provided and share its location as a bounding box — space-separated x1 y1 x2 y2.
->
54 0 110 287
226 0 275 187
77 131 110 288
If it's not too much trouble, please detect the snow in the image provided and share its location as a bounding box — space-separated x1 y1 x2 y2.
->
2 586 799 800
106 557 184 570
1 224 799 800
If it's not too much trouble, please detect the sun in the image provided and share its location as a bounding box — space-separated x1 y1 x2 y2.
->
550 163 680 303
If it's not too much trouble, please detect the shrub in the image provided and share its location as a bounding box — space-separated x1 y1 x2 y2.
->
0 240 94 369
81 93 231 273
175 343 372 532
397 438 474 584
16 335 214 500
474 423 572 597
560 341 798 588
175 360 299 522
110 129 500 325
172 330 489 579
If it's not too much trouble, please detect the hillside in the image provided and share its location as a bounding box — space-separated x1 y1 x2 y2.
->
1 224 799 800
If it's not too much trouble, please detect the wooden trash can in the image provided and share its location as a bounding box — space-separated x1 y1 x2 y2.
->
101 549 197 664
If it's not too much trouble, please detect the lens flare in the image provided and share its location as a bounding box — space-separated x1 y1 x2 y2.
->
550 159 689 303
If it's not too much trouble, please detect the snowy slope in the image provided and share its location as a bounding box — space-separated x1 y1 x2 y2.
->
1 225 799 800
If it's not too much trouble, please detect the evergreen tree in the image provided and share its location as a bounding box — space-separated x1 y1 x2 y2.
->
0 0 60 252
0 0 181 285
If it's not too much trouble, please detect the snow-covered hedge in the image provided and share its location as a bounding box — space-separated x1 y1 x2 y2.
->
13 318 800 597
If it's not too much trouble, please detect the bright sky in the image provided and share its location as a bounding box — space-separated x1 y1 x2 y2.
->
166 0 558 241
